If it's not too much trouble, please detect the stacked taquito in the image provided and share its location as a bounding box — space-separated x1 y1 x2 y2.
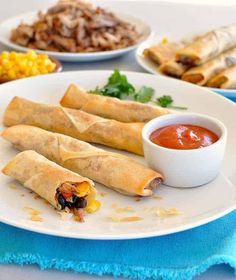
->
60 84 169 122
2 125 163 196
2 150 98 221
144 24 236 89
3 96 144 155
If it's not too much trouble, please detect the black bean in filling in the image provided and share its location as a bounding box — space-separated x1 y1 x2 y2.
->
73 196 87 209
57 192 87 210
58 194 66 210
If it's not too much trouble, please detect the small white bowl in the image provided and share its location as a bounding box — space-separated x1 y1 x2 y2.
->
142 113 227 188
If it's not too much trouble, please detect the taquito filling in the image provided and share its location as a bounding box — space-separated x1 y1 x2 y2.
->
56 181 100 221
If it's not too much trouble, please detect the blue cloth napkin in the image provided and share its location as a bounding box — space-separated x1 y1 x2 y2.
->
0 210 235 280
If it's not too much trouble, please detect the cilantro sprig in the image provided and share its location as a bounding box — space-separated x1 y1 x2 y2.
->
155 95 188 110
90 69 154 103
90 69 187 110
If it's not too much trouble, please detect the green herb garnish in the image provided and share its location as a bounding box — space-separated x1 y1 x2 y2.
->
90 70 187 110
155 95 188 110
134 86 154 103
156 95 173 107
90 69 154 102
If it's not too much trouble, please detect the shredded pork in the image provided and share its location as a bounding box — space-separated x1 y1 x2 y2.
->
11 0 140 53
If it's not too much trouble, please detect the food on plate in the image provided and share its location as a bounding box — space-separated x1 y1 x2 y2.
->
182 47 236 85
10 0 140 53
149 124 219 150
2 150 99 221
207 64 236 88
111 216 143 222
176 24 236 66
143 41 183 65
142 24 236 89
24 207 42 222
2 125 163 196
3 96 144 155
90 69 156 103
61 70 185 113
159 60 189 78
60 84 169 122
0 50 56 83
155 95 187 110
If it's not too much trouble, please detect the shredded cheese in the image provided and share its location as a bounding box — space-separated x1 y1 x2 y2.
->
156 207 180 217
111 216 143 222
152 195 162 200
99 192 107 197
115 206 135 213
24 207 43 222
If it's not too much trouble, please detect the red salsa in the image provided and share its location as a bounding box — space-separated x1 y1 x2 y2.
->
150 124 219 150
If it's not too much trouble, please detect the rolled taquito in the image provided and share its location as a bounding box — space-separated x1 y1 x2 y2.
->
2 125 163 196
2 150 98 221
159 60 189 78
3 97 144 155
60 84 169 122
176 25 236 66
143 41 183 65
181 47 236 86
207 64 236 88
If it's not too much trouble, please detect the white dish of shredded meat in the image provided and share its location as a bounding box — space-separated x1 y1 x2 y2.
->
0 0 151 62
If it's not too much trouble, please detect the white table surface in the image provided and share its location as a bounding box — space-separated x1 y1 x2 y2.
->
0 1 235 279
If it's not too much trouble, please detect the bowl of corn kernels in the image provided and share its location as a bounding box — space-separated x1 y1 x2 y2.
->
0 50 62 83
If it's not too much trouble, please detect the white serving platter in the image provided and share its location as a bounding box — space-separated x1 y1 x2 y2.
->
0 70 235 240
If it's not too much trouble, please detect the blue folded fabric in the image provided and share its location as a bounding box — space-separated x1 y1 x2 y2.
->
212 89 236 103
0 210 235 280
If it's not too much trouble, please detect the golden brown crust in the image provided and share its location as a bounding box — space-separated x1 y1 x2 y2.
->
176 25 236 66
2 150 95 208
3 96 144 155
143 42 183 65
159 60 189 78
207 64 236 88
60 84 169 123
181 47 236 86
2 125 163 196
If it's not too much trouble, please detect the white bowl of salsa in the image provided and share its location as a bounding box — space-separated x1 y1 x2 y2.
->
142 113 227 188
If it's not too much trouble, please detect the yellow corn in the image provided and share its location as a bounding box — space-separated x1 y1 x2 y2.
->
161 37 169 44
75 182 91 197
86 200 101 213
0 50 56 82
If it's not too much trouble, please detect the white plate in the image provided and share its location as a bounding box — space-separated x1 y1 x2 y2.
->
0 71 235 240
0 11 151 62
136 36 236 100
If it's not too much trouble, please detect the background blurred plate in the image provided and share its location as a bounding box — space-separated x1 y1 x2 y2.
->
136 35 236 100
0 11 152 62
0 70 235 240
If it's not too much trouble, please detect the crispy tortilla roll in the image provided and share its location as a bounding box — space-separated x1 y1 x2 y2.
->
143 41 183 65
159 60 189 78
3 97 144 155
60 84 169 122
176 25 236 66
207 65 236 88
2 150 98 221
181 48 236 85
2 125 163 196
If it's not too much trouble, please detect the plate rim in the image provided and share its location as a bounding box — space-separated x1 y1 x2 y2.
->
0 204 235 240
0 70 235 240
